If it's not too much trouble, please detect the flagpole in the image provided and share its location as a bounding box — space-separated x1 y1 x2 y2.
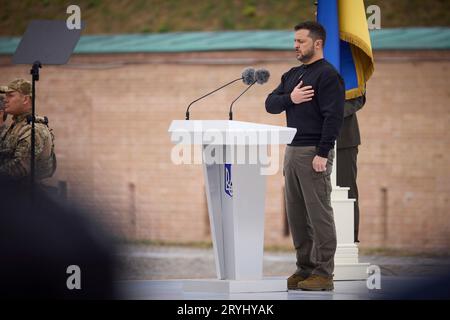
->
315 0 338 187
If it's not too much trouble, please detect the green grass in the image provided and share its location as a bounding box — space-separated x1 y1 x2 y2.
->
1 0 448 36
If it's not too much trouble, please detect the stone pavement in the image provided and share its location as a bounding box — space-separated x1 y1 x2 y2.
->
114 245 450 299
116 244 450 280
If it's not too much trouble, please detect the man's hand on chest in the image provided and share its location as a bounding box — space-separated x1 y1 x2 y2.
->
290 80 315 104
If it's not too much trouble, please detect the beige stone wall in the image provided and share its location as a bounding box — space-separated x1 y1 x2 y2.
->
0 50 449 253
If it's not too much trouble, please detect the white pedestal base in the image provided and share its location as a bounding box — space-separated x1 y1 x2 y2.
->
332 186 370 281
183 278 287 294
334 263 370 280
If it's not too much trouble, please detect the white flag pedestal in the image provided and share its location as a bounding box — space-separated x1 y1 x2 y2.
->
332 186 370 280
168 120 367 293
331 148 369 280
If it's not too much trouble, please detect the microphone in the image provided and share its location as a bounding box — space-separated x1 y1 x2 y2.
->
185 67 255 120
255 68 270 85
229 68 270 120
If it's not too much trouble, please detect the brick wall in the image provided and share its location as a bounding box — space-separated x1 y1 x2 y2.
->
0 50 448 253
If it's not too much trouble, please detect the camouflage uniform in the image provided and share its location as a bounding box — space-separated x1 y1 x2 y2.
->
0 95 7 122
0 79 56 180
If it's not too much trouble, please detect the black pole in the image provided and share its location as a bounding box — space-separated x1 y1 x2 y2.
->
228 81 256 120
30 61 41 186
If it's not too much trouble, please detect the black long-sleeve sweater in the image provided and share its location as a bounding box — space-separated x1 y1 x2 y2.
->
265 58 345 158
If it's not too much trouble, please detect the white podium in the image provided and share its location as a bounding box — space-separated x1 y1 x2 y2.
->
169 120 296 293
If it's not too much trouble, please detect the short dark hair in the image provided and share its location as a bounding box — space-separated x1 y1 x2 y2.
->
294 21 326 46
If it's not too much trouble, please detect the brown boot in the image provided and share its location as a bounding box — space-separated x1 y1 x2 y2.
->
287 273 308 290
297 274 334 291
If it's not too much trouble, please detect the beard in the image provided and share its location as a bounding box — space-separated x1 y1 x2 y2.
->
296 47 315 63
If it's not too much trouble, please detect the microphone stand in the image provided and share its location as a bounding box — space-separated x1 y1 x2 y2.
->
185 77 242 120
228 81 256 120
30 61 41 187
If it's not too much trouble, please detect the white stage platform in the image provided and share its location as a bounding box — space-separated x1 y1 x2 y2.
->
116 276 435 300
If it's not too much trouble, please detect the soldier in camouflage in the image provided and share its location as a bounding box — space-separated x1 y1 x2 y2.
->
0 79 56 181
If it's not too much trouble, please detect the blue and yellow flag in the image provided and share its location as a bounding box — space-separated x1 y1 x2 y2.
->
317 0 374 99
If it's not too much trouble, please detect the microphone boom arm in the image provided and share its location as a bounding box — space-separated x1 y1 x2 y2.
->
186 77 242 120
228 81 256 120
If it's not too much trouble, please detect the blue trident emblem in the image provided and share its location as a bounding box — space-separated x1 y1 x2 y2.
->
224 164 233 197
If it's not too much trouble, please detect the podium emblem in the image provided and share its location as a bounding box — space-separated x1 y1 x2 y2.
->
224 164 233 197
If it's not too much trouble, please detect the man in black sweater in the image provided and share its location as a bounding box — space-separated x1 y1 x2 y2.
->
265 21 344 291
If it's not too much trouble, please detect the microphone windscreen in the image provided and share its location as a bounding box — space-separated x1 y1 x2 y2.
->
241 67 256 85
255 69 270 84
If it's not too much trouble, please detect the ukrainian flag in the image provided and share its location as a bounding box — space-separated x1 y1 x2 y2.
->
317 0 374 99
